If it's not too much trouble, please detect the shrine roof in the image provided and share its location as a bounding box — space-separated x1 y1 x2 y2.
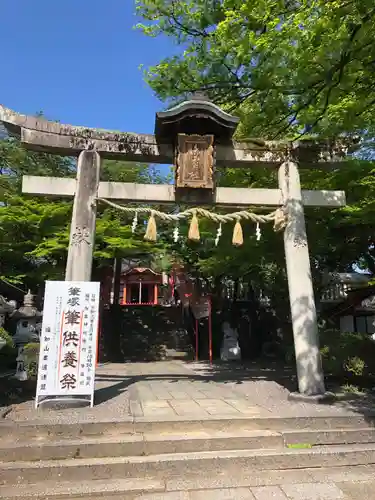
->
122 267 161 276
324 285 375 317
155 92 239 142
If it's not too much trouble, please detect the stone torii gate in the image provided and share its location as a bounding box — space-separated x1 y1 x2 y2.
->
0 95 350 397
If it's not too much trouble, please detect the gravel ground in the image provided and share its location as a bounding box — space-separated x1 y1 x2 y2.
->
4 363 131 423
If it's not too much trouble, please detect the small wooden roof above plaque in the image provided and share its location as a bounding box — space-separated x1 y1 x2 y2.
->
155 92 239 143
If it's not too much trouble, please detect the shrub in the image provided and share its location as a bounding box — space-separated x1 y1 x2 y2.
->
0 327 14 348
344 356 366 377
319 328 375 384
285 328 375 387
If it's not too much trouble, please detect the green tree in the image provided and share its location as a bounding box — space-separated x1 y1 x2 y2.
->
137 0 375 140
135 0 375 323
0 138 75 287
0 135 170 291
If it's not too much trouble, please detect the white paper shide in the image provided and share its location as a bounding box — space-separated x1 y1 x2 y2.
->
35 281 100 408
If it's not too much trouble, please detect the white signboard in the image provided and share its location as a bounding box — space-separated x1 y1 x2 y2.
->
35 281 100 408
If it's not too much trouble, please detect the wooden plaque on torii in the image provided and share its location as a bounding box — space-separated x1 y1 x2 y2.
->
176 134 214 190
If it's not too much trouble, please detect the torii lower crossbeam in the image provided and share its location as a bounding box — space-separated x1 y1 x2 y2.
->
22 175 346 208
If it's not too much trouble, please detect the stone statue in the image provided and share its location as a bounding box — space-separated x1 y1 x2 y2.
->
220 321 241 361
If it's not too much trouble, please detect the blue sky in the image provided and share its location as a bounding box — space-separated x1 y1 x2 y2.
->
0 0 178 134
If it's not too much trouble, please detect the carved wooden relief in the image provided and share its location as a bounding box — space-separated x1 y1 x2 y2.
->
176 134 214 189
71 226 91 246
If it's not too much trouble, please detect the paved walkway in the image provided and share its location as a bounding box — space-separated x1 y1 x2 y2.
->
182 480 375 499
114 360 374 419
4 360 373 423
1 473 375 499
127 361 271 418
154 479 375 499
140 465 375 499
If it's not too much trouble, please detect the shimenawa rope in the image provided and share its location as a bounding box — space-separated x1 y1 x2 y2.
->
97 197 287 244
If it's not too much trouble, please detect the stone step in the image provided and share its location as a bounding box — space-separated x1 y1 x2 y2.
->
1 464 375 500
2 443 375 484
2 427 375 462
284 427 375 446
0 429 283 462
1 414 374 439
0 478 165 500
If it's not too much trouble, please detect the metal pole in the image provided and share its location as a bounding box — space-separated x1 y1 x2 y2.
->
195 318 199 361
208 297 213 366
96 321 100 368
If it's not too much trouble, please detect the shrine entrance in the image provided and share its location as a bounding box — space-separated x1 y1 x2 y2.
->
129 284 150 305
0 93 351 396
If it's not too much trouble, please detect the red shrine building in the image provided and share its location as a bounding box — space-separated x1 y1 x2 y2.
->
99 261 177 308
119 268 163 306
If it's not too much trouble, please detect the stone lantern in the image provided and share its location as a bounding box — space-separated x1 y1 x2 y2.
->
155 92 239 203
9 291 42 381
10 290 42 347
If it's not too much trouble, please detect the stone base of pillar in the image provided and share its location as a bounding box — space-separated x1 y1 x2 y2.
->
37 397 91 410
288 391 336 404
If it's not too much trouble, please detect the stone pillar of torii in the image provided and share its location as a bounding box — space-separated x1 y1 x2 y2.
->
0 95 353 398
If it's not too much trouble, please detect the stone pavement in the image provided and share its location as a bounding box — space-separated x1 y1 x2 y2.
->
337 480 375 499
4 360 374 423
1 474 375 499
122 479 375 499
125 360 372 419
168 480 375 499
127 361 270 418
220 480 375 499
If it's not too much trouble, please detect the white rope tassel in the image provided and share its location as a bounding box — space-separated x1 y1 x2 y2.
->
256 222 261 241
173 223 179 243
215 223 222 246
131 212 138 233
